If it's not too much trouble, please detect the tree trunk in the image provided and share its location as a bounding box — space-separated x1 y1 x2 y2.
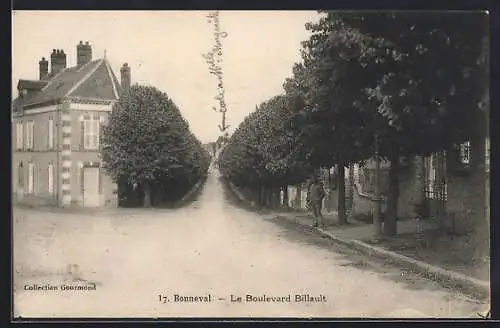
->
384 153 399 236
282 185 289 209
337 163 347 224
274 187 281 209
373 142 383 238
417 155 426 206
436 151 446 222
143 181 152 208
295 184 302 209
269 187 276 209
264 186 271 208
347 163 355 217
258 185 265 207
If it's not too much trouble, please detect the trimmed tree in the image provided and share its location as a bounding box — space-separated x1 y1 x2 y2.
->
220 95 310 208
335 11 488 235
101 84 209 207
294 11 487 234
294 13 385 224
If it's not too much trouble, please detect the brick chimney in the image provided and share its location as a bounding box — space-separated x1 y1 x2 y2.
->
120 63 131 90
39 57 49 80
50 49 67 76
77 41 92 66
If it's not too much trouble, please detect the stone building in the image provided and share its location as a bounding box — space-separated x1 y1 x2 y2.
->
12 41 131 207
355 133 489 234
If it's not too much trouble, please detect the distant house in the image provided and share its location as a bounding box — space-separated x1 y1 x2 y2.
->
12 41 132 207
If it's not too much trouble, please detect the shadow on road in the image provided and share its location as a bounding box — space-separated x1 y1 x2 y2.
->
218 176 485 304
270 216 485 305
218 175 264 214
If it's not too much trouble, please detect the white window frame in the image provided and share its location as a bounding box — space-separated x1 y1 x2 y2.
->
426 155 436 197
48 163 54 194
16 122 23 150
48 117 54 149
28 162 34 194
25 121 34 150
425 152 448 200
83 117 100 150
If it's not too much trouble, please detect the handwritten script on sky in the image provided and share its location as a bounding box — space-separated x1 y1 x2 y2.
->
12 11 320 143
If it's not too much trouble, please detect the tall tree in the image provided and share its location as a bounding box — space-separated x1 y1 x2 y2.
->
334 11 488 235
220 95 310 208
295 11 487 234
101 85 209 207
295 13 386 224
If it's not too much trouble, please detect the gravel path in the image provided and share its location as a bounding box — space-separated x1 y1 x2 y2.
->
13 168 486 318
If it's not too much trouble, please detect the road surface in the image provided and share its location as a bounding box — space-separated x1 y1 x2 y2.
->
13 167 486 318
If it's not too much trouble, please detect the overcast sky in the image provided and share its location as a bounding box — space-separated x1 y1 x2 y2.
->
12 11 320 143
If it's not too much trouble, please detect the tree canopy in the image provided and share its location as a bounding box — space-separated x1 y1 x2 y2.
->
220 95 310 190
101 84 210 206
220 11 488 234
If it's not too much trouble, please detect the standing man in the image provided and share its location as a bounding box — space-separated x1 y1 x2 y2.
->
310 175 326 228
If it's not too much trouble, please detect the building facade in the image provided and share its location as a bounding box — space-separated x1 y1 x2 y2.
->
12 41 131 207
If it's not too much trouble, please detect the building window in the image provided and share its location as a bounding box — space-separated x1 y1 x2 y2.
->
425 152 448 200
83 117 100 150
48 117 54 149
48 163 54 194
459 141 471 165
28 162 34 194
25 121 34 150
16 122 24 150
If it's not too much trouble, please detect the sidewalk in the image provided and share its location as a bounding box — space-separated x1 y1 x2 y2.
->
226 179 489 301
275 211 489 300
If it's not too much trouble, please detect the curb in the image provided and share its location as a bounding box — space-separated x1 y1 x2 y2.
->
224 177 489 301
314 227 489 300
227 180 258 209
179 173 208 203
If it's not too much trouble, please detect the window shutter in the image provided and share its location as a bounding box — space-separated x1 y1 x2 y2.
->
80 121 85 150
48 163 53 194
79 165 84 195
92 120 98 149
33 164 37 195
28 163 33 194
48 117 54 149
97 120 102 149
28 122 34 150
25 122 29 150
29 122 33 150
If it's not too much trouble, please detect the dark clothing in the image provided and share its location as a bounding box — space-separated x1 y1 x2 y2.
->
310 182 325 203
308 181 326 227
312 200 323 218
